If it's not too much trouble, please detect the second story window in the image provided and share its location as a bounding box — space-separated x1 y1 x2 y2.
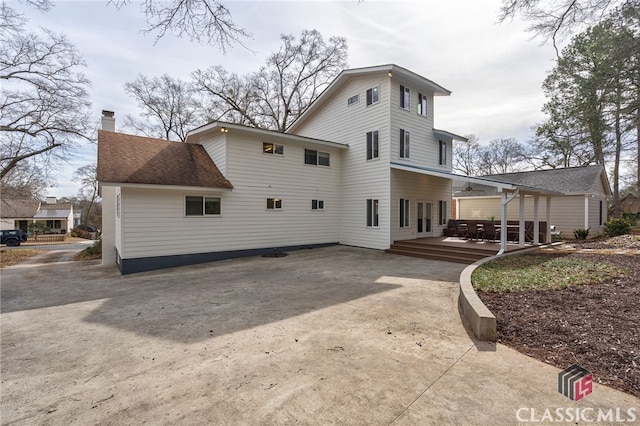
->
400 85 410 109
439 140 447 165
263 142 284 155
347 94 359 106
366 86 379 106
418 93 428 117
366 130 379 160
400 129 410 159
305 149 330 166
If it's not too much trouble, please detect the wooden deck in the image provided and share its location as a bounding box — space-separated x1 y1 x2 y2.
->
386 237 533 264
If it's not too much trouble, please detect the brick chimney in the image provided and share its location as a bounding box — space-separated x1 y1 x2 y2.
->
101 110 115 131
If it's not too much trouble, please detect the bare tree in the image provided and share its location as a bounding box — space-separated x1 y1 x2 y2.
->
499 0 633 54
124 74 203 142
108 0 251 50
0 3 92 179
193 30 348 132
0 161 48 199
478 138 527 175
453 134 482 175
73 164 100 226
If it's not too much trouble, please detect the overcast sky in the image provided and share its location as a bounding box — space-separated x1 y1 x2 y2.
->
19 0 558 198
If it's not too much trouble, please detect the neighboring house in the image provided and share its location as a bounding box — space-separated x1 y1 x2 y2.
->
34 201 75 234
0 198 74 234
0 200 41 231
620 193 640 214
453 165 612 238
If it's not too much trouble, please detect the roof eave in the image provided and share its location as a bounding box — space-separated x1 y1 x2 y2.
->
99 182 233 192
433 129 468 142
186 121 349 150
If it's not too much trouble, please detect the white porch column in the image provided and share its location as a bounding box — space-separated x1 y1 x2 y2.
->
519 193 526 248
533 195 540 245
498 192 508 255
546 196 552 243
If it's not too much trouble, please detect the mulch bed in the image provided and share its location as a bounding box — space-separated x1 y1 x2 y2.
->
476 239 640 398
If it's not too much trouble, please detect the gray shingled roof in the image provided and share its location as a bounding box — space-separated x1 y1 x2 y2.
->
0 199 41 218
454 165 608 197
97 130 233 189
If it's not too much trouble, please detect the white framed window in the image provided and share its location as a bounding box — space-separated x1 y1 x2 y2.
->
400 129 410 159
366 130 379 160
400 85 410 109
267 198 283 210
438 200 447 225
116 193 121 218
312 200 325 210
347 94 359 106
418 93 428 117
366 199 379 227
263 142 284 155
185 195 221 216
439 140 447 165
304 149 330 166
366 86 379 106
399 199 410 228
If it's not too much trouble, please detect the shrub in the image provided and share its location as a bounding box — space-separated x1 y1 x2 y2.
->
79 238 102 259
603 218 631 237
573 228 590 239
621 212 638 226
72 228 92 240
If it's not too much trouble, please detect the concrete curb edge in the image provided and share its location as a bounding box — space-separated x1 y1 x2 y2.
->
458 243 562 341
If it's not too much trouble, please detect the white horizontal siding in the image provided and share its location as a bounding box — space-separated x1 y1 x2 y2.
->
120 134 343 259
294 74 393 250
201 137 227 176
390 169 451 242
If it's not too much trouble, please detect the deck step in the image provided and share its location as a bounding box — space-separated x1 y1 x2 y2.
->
386 240 498 264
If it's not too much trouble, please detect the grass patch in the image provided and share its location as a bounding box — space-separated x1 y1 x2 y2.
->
472 253 624 292
0 248 45 268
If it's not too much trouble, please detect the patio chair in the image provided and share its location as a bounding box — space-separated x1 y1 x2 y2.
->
482 221 500 242
464 222 484 241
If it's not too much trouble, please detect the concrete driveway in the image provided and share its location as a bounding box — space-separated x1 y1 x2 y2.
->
1 246 638 425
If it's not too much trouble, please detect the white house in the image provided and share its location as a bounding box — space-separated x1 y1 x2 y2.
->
98 64 481 273
0 198 74 234
453 165 612 238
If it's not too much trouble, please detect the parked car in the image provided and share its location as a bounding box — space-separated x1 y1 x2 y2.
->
74 224 97 233
1 229 28 246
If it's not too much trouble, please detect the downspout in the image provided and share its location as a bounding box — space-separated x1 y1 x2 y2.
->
546 196 552 244
519 193 525 248
584 195 589 230
533 195 540 245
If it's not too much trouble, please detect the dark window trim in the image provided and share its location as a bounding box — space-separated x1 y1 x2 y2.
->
366 130 379 160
